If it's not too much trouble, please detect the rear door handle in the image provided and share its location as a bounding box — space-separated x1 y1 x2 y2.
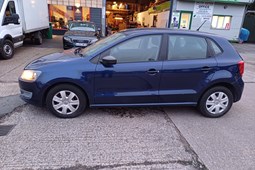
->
147 69 159 75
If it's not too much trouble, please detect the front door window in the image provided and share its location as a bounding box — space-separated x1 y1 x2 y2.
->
107 35 162 63
5 1 16 17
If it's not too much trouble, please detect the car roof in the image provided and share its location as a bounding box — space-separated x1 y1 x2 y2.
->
120 28 222 39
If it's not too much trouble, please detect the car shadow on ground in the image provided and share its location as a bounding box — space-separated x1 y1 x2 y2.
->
23 36 63 49
0 103 207 123
19 105 202 120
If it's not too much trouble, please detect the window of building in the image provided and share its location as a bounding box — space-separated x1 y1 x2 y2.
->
211 15 232 30
168 35 208 60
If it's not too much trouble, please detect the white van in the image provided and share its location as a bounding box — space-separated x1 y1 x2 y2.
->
0 0 49 59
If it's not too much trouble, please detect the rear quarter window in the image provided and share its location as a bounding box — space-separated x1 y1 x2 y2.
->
208 39 223 56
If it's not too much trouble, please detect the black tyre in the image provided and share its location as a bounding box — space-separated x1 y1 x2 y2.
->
198 86 233 118
0 39 14 59
46 84 87 118
34 31 43 45
63 43 67 50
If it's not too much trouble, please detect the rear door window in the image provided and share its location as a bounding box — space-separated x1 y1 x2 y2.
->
168 35 208 60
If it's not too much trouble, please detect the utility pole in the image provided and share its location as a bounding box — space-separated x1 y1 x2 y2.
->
168 0 174 28
102 0 106 37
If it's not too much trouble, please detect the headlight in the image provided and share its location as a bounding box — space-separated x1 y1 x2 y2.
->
20 70 41 82
63 36 72 42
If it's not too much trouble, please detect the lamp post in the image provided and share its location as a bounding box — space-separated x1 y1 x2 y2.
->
102 0 106 37
168 0 174 28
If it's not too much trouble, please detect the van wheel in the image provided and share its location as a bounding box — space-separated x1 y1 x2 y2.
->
0 40 14 59
34 31 43 45
46 84 87 118
198 86 233 118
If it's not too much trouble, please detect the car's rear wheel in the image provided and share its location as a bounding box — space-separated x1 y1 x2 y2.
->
198 86 233 118
34 31 43 45
46 84 87 118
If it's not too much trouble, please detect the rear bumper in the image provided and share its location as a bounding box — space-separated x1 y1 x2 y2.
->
232 77 244 102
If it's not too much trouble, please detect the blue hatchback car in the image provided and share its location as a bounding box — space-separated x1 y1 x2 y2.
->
19 28 244 118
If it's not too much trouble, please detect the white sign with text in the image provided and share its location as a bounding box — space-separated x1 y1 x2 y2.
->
193 2 214 22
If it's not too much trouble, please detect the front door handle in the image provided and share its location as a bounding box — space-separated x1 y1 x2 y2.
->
147 69 159 75
201 66 213 73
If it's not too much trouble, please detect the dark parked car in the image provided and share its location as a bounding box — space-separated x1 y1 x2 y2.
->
63 21 100 50
19 28 244 118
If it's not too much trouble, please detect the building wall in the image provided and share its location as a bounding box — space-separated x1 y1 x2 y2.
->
137 11 152 27
90 8 102 29
137 11 169 28
176 1 246 40
156 11 169 28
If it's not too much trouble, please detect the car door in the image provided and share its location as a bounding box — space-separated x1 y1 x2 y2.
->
159 35 218 104
93 34 163 105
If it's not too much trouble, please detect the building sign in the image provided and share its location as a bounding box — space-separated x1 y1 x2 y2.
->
193 2 214 22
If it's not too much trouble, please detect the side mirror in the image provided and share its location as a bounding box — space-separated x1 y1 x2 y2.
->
12 14 20 24
100 56 117 67
3 14 20 25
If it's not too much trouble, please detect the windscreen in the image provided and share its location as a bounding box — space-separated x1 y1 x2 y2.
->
81 33 126 57
69 22 96 31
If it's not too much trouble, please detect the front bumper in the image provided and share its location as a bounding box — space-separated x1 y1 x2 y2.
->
63 41 90 50
19 79 45 106
63 39 92 50
20 89 33 100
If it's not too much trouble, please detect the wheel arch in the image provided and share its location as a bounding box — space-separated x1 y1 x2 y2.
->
42 82 90 106
198 82 237 104
3 34 13 42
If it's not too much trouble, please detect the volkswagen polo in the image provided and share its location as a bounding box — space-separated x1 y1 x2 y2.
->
19 28 244 118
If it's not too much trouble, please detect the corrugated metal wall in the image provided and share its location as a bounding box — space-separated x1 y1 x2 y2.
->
90 8 102 30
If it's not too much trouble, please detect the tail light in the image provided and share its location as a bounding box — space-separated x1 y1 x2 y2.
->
238 61 244 77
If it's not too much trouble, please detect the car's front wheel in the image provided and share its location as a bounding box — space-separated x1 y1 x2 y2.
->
46 84 87 118
198 86 233 118
0 39 14 59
